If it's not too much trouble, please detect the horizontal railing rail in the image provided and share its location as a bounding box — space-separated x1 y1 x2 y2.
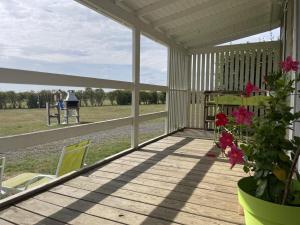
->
0 68 167 91
0 111 168 153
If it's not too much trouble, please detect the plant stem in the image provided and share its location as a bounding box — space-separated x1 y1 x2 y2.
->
282 146 300 205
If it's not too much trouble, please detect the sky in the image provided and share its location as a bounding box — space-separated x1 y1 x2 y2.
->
0 0 280 92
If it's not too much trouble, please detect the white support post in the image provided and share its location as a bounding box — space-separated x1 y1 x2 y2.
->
131 27 140 148
165 47 171 134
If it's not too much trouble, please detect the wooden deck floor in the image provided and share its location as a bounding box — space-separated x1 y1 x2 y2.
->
0 129 245 225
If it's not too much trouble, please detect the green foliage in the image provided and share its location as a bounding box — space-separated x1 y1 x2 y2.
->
26 92 39 109
244 69 300 204
158 91 166 104
94 88 105 106
106 91 117 105
115 90 132 105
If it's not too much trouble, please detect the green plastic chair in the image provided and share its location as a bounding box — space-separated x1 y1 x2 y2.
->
2 140 90 191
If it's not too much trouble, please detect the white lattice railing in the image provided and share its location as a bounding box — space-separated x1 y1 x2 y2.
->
189 41 281 129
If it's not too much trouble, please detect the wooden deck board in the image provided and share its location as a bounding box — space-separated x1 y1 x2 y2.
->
0 129 245 225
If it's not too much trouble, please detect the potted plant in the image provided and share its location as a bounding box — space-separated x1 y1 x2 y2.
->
215 56 300 225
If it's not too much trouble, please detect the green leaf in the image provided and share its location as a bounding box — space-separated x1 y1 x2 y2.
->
279 152 290 162
243 165 250 173
256 179 268 197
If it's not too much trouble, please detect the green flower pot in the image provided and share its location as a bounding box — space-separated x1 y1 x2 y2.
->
238 177 300 225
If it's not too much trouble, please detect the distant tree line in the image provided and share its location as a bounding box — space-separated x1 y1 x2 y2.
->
0 88 166 109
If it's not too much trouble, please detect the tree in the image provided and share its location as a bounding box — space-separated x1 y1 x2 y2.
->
148 91 158 104
0 92 7 109
82 89 90 107
75 90 84 107
38 90 53 108
84 88 95 106
26 92 38 108
94 88 105 106
6 91 17 108
16 92 26 108
107 91 116 105
158 91 166 104
115 90 132 105
140 91 150 104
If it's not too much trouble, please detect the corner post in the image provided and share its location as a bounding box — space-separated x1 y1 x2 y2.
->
131 27 140 148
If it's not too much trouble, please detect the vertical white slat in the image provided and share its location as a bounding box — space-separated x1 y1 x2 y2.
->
215 51 220 89
224 51 229 90
234 50 240 91
179 52 184 128
250 50 256 84
205 53 210 129
131 28 140 148
249 49 256 113
196 54 201 128
261 49 267 90
255 49 262 116
245 50 250 83
169 48 174 132
191 54 196 127
255 50 262 89
260 48 267 117
198 53 205 128
183 55 188 127
210 52 215 91
200 53 206 129
186 55 191 127
229 51 235 91
273 48 279 72
239 50 245 91
201 54 205 91
267 49 273 77
174 51 179 129
205 53 210 91
176 51 180 128
171 49 175 131
165 47 171 134
219 51 225 90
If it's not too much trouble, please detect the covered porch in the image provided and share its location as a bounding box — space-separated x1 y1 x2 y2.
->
0 0 299 224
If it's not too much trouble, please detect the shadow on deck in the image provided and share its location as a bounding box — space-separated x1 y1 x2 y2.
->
0 129 245 225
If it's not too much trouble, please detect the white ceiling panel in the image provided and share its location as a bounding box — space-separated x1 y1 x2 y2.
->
78 0 284 50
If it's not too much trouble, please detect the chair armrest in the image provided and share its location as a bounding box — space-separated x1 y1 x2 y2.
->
24 174 56 190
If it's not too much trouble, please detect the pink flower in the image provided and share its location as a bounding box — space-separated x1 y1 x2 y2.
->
215 113 228 126
232 106 254 126
227 144 244 169
280 56 299 72
245 81 259 97
219 131 233 149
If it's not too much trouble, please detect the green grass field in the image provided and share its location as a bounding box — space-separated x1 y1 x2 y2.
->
0 104 165 136
0 104 165 179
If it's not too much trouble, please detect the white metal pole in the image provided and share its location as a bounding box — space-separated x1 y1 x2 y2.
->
131 27 140 148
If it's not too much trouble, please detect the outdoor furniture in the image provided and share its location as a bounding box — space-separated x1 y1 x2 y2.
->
2 140 90 191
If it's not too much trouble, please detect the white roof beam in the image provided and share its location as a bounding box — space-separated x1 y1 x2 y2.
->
136 0 179 17
152 0 241 28
165 0 257 36
75 0 186 51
